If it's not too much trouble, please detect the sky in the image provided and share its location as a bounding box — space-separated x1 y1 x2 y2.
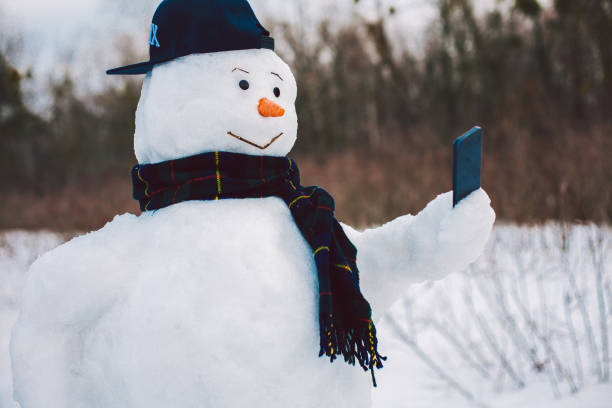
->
0 0 424 111
0 0 551 113
1 0 436 77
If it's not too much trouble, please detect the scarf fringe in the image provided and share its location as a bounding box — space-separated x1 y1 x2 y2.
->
318 314 387 387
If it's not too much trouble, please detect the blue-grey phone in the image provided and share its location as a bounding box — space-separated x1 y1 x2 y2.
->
453 126 482 207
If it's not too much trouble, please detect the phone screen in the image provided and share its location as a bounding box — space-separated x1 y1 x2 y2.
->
453 127 482 207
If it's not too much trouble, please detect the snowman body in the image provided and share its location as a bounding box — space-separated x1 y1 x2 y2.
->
11 197 370 407
11 49 496 407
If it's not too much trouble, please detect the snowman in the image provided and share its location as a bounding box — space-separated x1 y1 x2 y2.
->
10 0 495 407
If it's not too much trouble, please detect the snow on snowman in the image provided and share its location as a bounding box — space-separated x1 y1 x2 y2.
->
10 0 495 407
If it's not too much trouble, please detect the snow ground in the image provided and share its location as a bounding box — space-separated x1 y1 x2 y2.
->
1 224 611 407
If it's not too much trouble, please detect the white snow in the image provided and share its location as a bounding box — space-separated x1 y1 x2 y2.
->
2 224 610 407
371 223 612 408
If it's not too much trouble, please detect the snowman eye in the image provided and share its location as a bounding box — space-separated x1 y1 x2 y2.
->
239 80 250 90
273 87 281 97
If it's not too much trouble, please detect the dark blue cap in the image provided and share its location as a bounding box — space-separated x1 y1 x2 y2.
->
106 0 274 75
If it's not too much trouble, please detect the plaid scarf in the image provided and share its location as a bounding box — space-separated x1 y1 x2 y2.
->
132 151 385 385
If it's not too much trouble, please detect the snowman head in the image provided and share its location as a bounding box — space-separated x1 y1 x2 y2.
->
105 0 296 164
134 49 298 164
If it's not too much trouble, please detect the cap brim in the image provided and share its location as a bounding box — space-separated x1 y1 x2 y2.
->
106 60 157 75
107 37 275 75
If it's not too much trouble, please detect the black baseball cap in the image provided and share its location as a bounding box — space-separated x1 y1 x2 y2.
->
106 0 274 75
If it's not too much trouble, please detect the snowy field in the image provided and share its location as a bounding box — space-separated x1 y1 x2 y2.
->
1 224 611 407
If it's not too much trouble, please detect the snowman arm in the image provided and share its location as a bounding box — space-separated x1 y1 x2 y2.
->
341 188 495 320
340 214 429 320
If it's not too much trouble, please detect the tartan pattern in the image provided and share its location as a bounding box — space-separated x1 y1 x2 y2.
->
132 151 385 385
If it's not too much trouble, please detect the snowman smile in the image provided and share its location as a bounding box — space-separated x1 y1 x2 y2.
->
227 131 284 150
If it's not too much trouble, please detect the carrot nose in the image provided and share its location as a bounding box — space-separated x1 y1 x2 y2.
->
258 98 285 117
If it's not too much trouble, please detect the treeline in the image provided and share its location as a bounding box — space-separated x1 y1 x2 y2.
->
1 0 611 229
0 55 140 191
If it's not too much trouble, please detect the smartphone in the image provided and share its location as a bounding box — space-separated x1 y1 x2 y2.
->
453 126 482 207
